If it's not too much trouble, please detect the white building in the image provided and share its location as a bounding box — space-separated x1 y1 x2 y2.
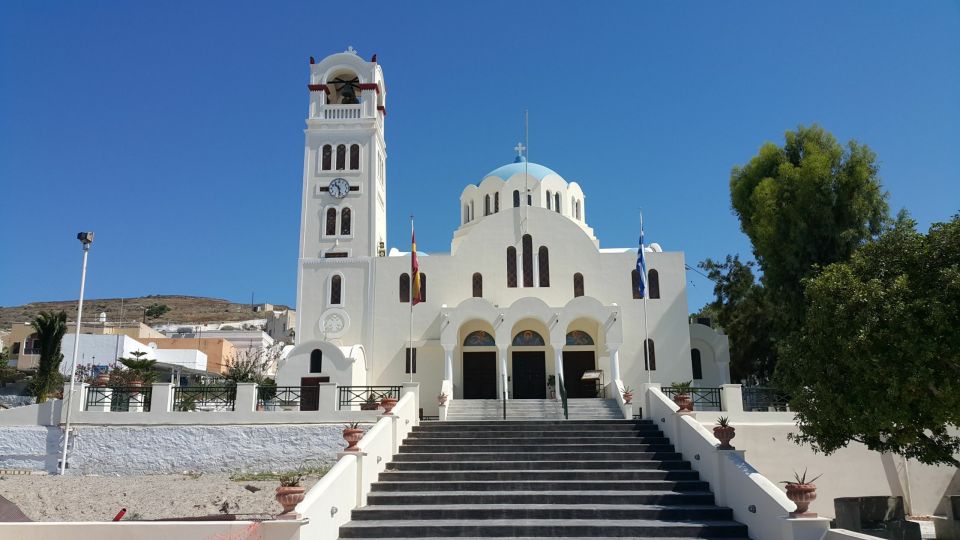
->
162 329 274 351
59 334 207 374
279 49 730 414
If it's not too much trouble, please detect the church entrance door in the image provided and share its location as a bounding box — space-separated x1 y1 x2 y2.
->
299 376 330 411
512 351 546 399
562 351 597 398
462 352 498 399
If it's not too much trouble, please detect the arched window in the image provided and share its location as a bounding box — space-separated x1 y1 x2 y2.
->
573 272 584 297
644 339 656 371
464 205 469 224
691 348 703 380
506 247 517 288
546 190 552 209
472 272 483 297
325 208 337 236
513 190 520 207
631 269 642 299
463 331 495 346
484 194 491 216
336 144 346 170
571 197 576 216
538 246 550 287
512 330 545 346
349 144 360 170
648 269 660 299
470 201 475 221
527 193 532 206
310 349 322 373
576 200 582 220
399 273 410 303
554 192 561 213
418 273 427 302
566 330 594 345
329 275 342 306
321 145 332 170
522 234 534 287
494 192 500 213
340 208 351 235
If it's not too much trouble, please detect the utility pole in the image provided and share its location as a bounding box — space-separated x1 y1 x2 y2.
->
60 231 94 475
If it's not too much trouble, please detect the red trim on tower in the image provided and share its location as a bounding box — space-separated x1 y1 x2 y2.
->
358 83 380 95
377 105 387 117
308 84 330 94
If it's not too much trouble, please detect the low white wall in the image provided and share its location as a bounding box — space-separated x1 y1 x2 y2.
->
0 424 367 475
0 520 302 540
0 401 61 427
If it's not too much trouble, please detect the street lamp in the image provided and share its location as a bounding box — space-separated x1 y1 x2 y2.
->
59 231 94 475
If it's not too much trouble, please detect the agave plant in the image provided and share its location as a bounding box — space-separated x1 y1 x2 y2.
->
780 468 823 485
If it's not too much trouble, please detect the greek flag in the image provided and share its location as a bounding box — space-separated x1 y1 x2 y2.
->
636 225 647 298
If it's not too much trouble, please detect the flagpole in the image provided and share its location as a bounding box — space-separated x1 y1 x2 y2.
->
409 215 414 384
641 212 651 384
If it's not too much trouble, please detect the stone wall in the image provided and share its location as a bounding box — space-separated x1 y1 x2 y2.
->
0 424 354 475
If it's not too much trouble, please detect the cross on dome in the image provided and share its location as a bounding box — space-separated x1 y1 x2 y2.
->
514 142 527 162
346 45 357 55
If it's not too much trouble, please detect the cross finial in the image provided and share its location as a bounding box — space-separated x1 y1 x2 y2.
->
514 142 526 158
346 45 357 54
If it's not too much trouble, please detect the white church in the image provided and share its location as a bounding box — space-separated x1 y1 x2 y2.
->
278 49 731 415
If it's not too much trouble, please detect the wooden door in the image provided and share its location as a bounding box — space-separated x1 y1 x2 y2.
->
512 351 546 399
562 351 597 398
462 352 497 399
299 376 329 411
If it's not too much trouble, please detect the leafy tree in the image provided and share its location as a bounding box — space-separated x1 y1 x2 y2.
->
224 346 281 385
730 124 889 324
697 256 779 383
0 347 18 387
144 303 171 321
118 350 158 384
776 215 960 466
28 311 68 402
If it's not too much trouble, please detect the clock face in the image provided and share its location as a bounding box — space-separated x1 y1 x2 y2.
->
328 178 349 199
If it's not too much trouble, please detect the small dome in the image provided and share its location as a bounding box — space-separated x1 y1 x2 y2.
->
483 159 560 182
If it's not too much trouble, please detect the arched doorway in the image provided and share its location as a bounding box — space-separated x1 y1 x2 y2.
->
563 328 598 398
511 329 547 399
461 329 497 399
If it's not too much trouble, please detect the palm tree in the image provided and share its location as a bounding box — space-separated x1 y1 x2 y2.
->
29 311 68 403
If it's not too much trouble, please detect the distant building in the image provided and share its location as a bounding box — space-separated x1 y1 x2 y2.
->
138 337 237 375
162 329 274 351
59 334 208 375
7 321 165 371
265 309 296 344
252 303 275 313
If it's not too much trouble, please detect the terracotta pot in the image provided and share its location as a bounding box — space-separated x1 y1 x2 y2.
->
128 378 143 395
713 425 736 450
343 427 364 451
94 373 110 387
380 397 398 415
622 391 633 404
673 393 693 412
784 483 818 517
275 486 305 513
438 396 448 407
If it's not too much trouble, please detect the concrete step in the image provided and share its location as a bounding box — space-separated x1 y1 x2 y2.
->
399 443 677 453
338 517 749 538
350 503 734 521
420 419 646 426
391 451 684 462
377 469 700 482
404 436 672 445
385 460 692 471
408 430 663 438
364 490 718 506
369 479 711 492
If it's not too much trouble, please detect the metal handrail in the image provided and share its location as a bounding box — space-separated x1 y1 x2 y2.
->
558 373 569 420
662 386 722 410
337 386 401 410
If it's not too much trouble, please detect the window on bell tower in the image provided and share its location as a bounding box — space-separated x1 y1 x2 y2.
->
336 144 347 170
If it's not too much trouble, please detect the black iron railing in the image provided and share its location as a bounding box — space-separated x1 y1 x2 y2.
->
84 386 152 412
742 386 790 411
338 386 401 410
173 386 236 412
662 386 722 410
257 386 302 410
558 374 569 420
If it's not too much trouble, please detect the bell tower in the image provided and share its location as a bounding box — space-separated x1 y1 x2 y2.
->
295 47 387 345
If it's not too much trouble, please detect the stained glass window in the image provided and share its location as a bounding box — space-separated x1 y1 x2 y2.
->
349 144 360 170
330 275 342 305
494 192 499 213
648 269 660 299
566 331 594 346
340 208 351 235
512 330 545 346
336 144 346 170
472 272 483 298
538 246 550 287
463 330 495 347
573 273 584 297
399 273 410 303
325 208 337 236
321 145 332 170
522 235 533 287
506 247 517 288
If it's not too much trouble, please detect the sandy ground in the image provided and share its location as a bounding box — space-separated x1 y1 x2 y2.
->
0 473 318 522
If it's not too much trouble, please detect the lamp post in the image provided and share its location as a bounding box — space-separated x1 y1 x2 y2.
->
60 231 94 475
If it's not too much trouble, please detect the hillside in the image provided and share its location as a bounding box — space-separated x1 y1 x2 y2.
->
0 295 290 330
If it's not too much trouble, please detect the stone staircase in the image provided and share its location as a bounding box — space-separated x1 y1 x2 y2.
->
338 419 750 538
446 398 623 421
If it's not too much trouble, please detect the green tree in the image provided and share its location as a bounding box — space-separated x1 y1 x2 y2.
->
118 350 158 384
28 311 68 402
730 124 889 324
776 215 960 466
697 256 779 383
0 347 18 387
144 303 170 321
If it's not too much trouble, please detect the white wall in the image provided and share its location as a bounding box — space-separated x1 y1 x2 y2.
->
59 334 155 375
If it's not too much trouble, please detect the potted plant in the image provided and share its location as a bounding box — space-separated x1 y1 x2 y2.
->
360 393 379 411
713 416 736 450
437 392 449 406
547 375 556 399
380 395 398 415
343 421 364 451
781 468 822 517
622 386 633 404
670 380 694 412
275 471 306 513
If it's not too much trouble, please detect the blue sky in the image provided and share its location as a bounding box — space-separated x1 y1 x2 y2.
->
1 1 958 314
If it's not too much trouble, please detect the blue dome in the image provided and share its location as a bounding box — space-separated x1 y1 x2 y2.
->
483 158 559 182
